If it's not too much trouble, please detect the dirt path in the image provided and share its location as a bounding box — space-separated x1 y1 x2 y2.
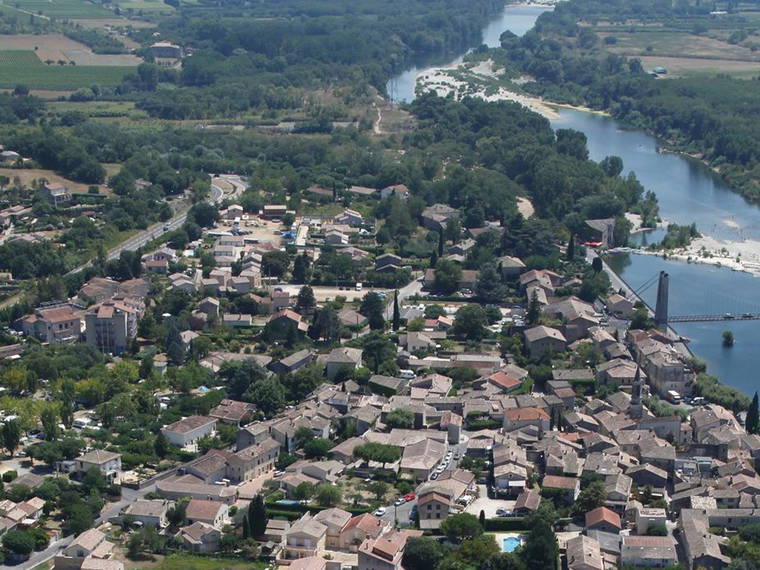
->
517 197 535 218
373 99 384 135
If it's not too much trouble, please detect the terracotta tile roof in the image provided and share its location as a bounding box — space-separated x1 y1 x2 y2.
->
542 475 579 490
585 506 621 529
505 407 550 422
185 499 225 522
488 371 522 391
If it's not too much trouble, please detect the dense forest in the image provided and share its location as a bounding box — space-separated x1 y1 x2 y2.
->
492 0 760 202
115 0 504 119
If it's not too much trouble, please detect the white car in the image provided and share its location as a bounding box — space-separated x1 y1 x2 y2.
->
394 498 405 506
374 507 386 516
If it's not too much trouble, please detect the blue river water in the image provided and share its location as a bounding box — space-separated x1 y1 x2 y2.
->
387 4 760 394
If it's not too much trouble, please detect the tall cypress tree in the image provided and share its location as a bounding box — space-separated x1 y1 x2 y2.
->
567 235 575 260
748 392 759 435
392 290 400 331
242 515 250 539
430 249 438 269
250 494 268 538
438 231 444 257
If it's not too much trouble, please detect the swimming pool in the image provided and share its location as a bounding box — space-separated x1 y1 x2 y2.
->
502 536 522 553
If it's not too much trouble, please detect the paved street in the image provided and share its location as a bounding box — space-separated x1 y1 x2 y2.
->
67 173 246 276
384 277 424 320
379 438 466 528
16 483 158 569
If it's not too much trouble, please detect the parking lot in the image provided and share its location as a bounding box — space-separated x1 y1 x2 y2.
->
465 485 516 518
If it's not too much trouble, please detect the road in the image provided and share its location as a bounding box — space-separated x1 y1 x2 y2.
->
65 174 246 276
15 483 158 570
383 277 424 320
379 437 465 528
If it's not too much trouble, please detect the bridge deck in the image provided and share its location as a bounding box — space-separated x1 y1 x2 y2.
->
669 314 760 323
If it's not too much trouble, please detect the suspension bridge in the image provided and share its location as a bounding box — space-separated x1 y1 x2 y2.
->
635 271 760 326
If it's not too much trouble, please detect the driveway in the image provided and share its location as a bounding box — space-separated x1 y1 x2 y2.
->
465 485 515 518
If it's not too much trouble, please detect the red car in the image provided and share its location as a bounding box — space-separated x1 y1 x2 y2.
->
404 493 416 502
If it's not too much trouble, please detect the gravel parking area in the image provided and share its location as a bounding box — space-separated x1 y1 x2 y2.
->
465 486 516 518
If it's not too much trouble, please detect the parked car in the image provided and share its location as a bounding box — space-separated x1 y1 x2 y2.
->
374 507 386 516
394 498 405 506
431 472 439 480
404 493 416 502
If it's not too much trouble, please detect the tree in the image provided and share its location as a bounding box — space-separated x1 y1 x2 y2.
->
293 482 315 501
262 251 290 278
245 377 286 417
2 419 21 456
392 290 400 331
360 292 385 317
475 262 507 302
748 392 759 435
368 310 385 331
154 432 170 458
591 257 603 273
315 484 342 506
250 494 267 538
527 290 541 325
188 202 218 227
304 438 333 459
2 529 34 556
367 481 388 500
362 333 396 373
167 500 188 527
309 308 340 342
481 553 527 570
297 285 316 314
293 252 311 283
353 443 401 464
457 535 500 565
385 409 414 429
572 480 606 515
434 259 462 295
402 537 445 570
479 509 486 528
520 519 558 570
40 406 59 441
723 330 735 347
440 513 483 542
452 304 488 340
566 235 575 260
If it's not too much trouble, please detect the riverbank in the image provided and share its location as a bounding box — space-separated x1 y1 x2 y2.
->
634 235 760 277
416 59 561 119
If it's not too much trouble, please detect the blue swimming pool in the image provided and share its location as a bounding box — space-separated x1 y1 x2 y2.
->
502 536 522 553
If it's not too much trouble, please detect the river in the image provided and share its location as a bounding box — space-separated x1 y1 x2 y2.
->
386 4 550 103
387 4 760 395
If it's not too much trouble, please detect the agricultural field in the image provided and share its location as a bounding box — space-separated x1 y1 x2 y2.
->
48 99 150 121
0 168 113 195
0 0 113 19
595 28 760 76
0 34 141 66
113 0 175 14
0 51 129 89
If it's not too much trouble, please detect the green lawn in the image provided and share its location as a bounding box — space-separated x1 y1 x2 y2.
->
1 0 113 18
0 51 128 89
114 0 175 13
135 554 267 570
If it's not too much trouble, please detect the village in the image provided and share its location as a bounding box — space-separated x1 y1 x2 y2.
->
0 174 752 570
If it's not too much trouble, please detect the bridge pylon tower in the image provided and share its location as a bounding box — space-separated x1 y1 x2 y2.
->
654 271 669 330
